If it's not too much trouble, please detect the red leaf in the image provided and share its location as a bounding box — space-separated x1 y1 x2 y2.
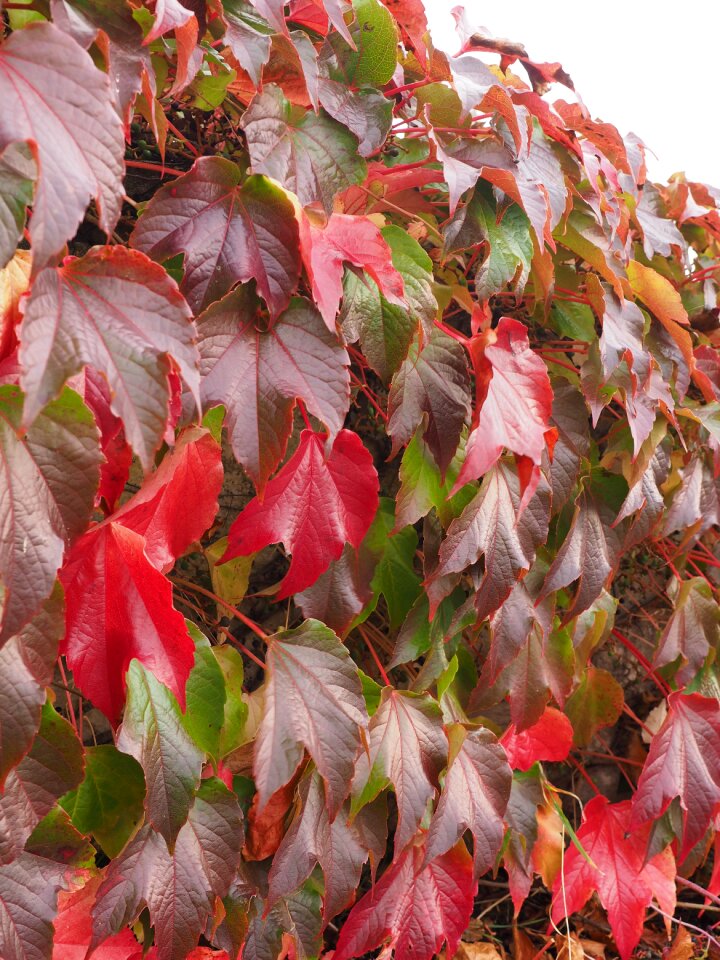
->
198 290 349 494
501 707 573 771
425 724 511 879
60 522 194 724
552 797 676 960
632 692 720 859
333 836 476 960
253 619 368 818
53 875 139 960
299 212 404 331
223 429 378 598
19 247 200 471
131 158 300 316
0 854 70 960
243 779 298 861
455 318 554 506
110 427 222 572
0 23 124 270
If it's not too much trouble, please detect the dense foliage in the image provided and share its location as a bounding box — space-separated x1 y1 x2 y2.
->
1 1 720 958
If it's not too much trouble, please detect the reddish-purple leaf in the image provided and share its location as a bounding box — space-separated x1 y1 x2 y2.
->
0 385 101 645
0 587 62 787
267 770 385 921
352 688 447 852
654 578 720 684
91 779 243 960
387 328 471 478
0 702 83 864
223 429 378 598
552 797 676 960
197 290 349 494
60 522 194 724
19 246 200 471
433 461 550 621
546 379 590 511
52 875 141 960
299 212 404 331
333 836 475 960
240 84 367 213
131 158 300 316
540 490 622 623
425 724 511 879
254 619 368 817
295 541 377 636
455 318 554 505
500 707 573 771
0 22 124 270
632 692 720 858
0 853 69 960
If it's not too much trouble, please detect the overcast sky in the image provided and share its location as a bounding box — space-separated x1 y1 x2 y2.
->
424 0 720 188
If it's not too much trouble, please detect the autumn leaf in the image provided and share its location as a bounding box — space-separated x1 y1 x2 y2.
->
552 796 676 960
197 290 350 493
500 707 573 771
131 158 300 316
223 429 379 597
333 836 476 960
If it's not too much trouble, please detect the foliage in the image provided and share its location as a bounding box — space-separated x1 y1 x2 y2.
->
0 2 719 959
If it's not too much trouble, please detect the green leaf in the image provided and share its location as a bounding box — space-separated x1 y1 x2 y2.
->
358 669 382 716
117 660 204 848
382 225 437 328
60 744 146 858
445 183 532 300
214 645 249 757
395 431 476 530
355 499 422 629
564 666 624 747
182 623 227 762
191 67 237 110
206 537 253 614
350 0 397 85
0 142 35 269
25 807 96 868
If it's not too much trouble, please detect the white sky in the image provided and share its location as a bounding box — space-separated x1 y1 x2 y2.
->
424 0 720 187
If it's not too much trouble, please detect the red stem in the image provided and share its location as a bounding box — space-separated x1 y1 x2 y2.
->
297 398 313 431
611 627 671 696
357 624 391 685
172 575 269 642
126 160 182 177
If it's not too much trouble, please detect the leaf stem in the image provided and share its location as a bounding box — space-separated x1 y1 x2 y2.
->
357 623 391 685
611 627 671 696
125 160 182 177
171 575 270 642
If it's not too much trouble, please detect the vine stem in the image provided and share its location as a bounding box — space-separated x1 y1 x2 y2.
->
171 575 269 642
611 627 671 696
125 160 182 177
357 623 391 686
174 593 266 670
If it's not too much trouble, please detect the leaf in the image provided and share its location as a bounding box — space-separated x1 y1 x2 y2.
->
52 875 140 960
0 702 84 864
181 624 226 762
221 0 272 87
455 318 554 504
540 490 622 623
0 585 63 787
352 688 447 851
654 578 720 683
631 692 720 858
19 247 200 470
551 797 676 960
347 0 397 85
198 291 350 493
131 158 300 316
0 386 101 644
434 461 551 621
242 885 323 960
60 745 146 859
445 185 532 300
333 836 475 960
116 659 205 848
387 328 471 478
359 498 422 630
253 619 368 817
564 667 624 747
109 427 223 572
500 707 573 771
299 212 404 331
243 779 297 862
546 379 590 510
206 538 252 615
267 769 385 921
60 522 195 724
394 432 471 531
0 22 124 269
0 853 69 960
92 779 243 960
222 429 378 598
240 84 366 213
425 724 511 878
294 539 377 637
0 142 35 270
318 82 392 157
